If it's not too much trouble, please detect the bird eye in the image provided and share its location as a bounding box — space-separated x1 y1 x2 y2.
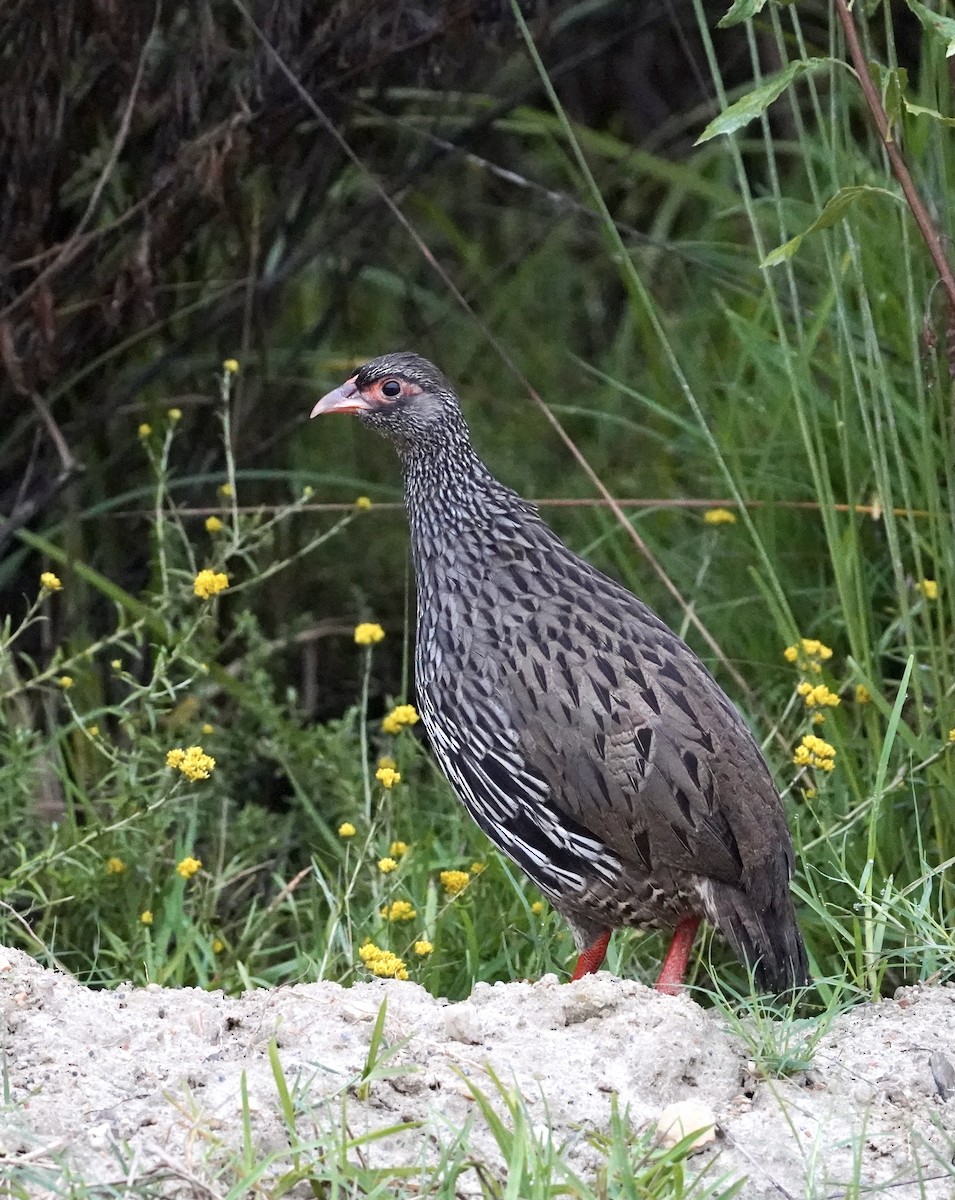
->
380 379 401 398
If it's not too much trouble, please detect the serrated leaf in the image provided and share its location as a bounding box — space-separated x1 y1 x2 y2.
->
696 58 834 144
760 185 900 267
903 0 955 56
717 0 769 28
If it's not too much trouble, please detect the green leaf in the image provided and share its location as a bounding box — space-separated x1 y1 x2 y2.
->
760 185 900 266
903 0 955 56
903 98 955 127
717 0 769 28
696 58 835 143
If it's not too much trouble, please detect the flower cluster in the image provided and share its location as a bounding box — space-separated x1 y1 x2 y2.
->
796 682 840 709
375 765 401 789
703 508 737 526
783 638 833 674
380 900 416 922
414 940 433 957
793 734 836 772
389 840 408 857
166 745 216 781
354 622 385 645
105 857 126 875
440 869 471 896
381 704 419 735
916 578 938 600
40 571 62 592
855 685 871 705
377 856 398 874
355 496 373 511
176 855 203 879
359 941 408 980
338 822 357 838
193 569 229 599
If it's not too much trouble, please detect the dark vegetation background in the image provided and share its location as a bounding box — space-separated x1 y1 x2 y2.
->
0 0 839 709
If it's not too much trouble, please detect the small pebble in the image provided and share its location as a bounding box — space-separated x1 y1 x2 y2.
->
656 1100 716 1152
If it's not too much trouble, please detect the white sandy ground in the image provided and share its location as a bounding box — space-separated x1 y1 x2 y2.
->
2 945 955 1198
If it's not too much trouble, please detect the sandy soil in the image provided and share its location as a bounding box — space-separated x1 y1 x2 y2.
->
2 946 954 1197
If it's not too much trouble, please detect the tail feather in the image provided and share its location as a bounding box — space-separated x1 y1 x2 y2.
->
710 881 809 992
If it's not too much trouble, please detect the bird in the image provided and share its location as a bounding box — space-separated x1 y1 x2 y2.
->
312 352 809 995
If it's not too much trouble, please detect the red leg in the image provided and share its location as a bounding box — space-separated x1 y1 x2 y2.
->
570 930 612 981
654 916 702 995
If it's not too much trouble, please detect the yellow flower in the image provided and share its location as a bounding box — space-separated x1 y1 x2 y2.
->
218 482 233 497
380 900 417 922
338 822 357 838
302 485 314 499
205 516 223 533
212 938 225 954
88 724 99 737
381 704 420 735
803 787 817 800
138 423 152 439
414 940 433 957
193 569 229 599
168 407 182 422
354 622 385 646
948 729 955 744
376 765 401 789
378 857 398 874
800 683 841 709
855 685 871 705
111 659 122 670
105 857 126 875
176 856 202 879
793 734 836 772
703 508 737 526
811 712 826 725
358 941 408 980
140 910 153 925
223 359 240 374
57 675 73 690
440 869 471 896
389 840 409 857
785 638 834 668
40 571 62 592
355 496 373 510
201 723 214 735
470 862 486 875
167 745 215 781
379 755 397 771
916 578 938 600
530 901 544 915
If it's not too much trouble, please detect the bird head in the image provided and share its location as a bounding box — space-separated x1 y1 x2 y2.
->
311 352 464 451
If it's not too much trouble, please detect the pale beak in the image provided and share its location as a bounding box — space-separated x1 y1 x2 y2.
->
310 378 372 418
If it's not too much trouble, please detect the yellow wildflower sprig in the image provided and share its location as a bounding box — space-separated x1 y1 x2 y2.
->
382 704 419 735
783 637 833 675
793 734 836 773
167 746 215 781
358 941 408 980
440 869 471 896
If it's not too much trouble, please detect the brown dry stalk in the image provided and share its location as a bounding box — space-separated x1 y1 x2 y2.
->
834 0 955 335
